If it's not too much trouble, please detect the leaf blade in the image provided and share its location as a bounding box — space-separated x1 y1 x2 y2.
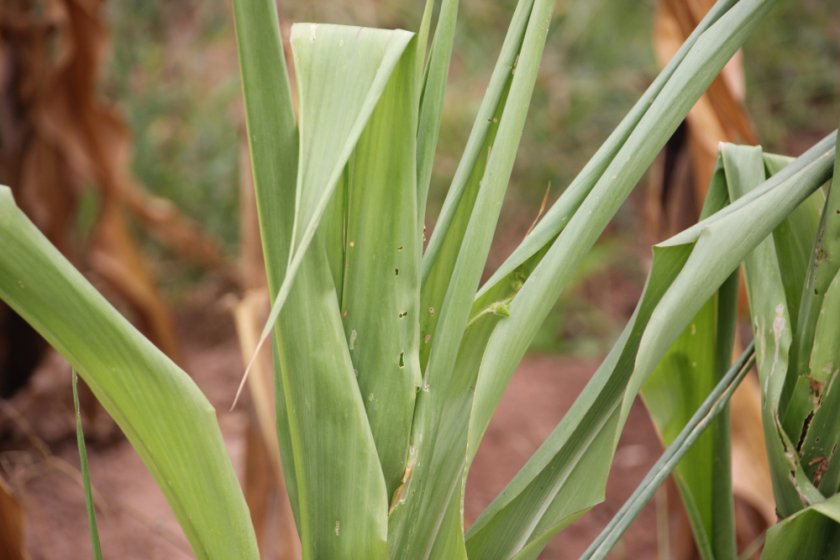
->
0 188 259 560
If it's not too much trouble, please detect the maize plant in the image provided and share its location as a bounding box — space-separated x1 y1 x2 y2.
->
0 0 838 558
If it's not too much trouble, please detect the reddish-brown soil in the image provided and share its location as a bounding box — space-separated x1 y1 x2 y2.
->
0 297 665 559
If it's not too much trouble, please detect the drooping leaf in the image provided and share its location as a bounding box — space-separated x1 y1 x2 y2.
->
0 187 259 560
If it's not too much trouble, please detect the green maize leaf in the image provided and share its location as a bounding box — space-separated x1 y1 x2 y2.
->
232 0 297 284
422 299 518 558
231 0 301 525
461 3 784 553
466 0 778 464
465 133 836 559
336 38 423 495
788 140 840 399
273 232 389 559
768 180 823 330
640 159 739 560
387 0 555 556
761 148 824 446
322 176 350 292
254 25 414 362
416 0 458 221
474 0 740 305
73 372 103 560
428 495 468 560
794 142 840 494
800 269 840 493
416 0 434 66
721 143 825 516
0 187 259 560
762 494 840 559
418 0 532 373
400 308 507 560
234 14 399 557
425 302 516 559
466 253 686 560
289 25 412 254
585 345 755 560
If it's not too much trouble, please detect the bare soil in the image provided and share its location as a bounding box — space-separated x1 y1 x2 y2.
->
0 297 664 560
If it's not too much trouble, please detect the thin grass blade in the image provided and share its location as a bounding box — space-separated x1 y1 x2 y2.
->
73 372 103 560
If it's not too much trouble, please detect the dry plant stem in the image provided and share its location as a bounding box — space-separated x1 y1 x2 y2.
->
232 291 301 560
0 474 25 560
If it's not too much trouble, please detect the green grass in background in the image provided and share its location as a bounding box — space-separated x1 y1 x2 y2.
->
103 0 242 261
744 0 840 150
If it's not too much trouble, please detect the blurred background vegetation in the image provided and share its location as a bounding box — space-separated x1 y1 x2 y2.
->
102 0 839 356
